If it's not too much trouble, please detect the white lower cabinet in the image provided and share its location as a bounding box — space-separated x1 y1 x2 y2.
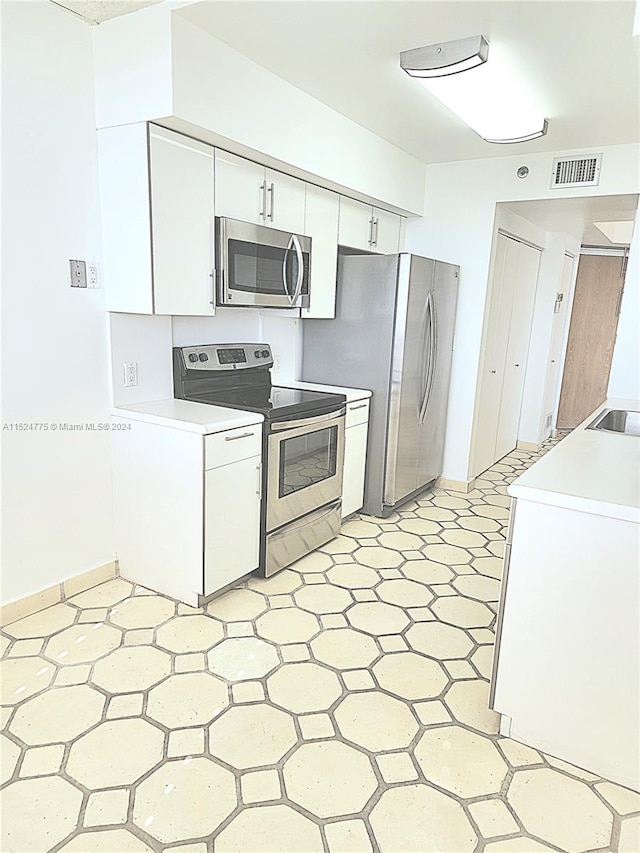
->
111 418 262 606
204 440 261 594
342 399 370 518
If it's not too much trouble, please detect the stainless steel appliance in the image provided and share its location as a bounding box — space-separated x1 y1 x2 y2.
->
173 344 345 576
302 253 459 517
216 218 311 309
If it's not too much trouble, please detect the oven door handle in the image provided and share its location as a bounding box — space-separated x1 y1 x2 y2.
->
289 234 304 306
270 406 346 432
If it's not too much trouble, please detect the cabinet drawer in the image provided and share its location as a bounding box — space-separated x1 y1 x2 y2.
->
346 399 370 428
205 425 262 469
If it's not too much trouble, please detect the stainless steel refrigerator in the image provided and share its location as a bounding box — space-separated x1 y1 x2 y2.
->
302 253 459 518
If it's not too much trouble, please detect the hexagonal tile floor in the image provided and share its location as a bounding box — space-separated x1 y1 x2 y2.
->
1 434 637 852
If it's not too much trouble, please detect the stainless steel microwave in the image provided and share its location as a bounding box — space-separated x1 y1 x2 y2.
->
216 217 311 309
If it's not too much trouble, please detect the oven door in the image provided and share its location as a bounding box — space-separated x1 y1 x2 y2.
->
266 407 345 532
218 217 311 309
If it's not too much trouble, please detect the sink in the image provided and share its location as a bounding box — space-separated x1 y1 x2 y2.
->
587 409 640 436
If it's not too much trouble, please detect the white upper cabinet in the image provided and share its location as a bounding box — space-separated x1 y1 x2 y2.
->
98 123 215 315
338 197 403 254
150 127 215 316
371 206 402 254
215 150 306 233
302 185 340 319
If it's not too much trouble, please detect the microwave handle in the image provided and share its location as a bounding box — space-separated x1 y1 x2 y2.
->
290 234 304 305
282 235 295 304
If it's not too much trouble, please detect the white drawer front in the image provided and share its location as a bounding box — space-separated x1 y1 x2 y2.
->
205 425 262 469
346 399 370 428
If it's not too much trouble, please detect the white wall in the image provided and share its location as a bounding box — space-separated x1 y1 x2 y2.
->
92 6 427 215
1 1 116 604
406 143 640 482
608 215 640 399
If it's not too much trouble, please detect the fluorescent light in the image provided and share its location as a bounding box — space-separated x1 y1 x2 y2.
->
400 36 488 78
401 38 548 144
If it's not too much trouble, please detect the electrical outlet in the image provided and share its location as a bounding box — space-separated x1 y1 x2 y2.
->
87 263 99 288
545 414 553 429
273 354 281 373
69 259 87 288
123 362 138 387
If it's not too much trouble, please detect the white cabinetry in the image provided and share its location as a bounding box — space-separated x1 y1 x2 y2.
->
472 233 541 475
342 398 370 518
98 123 215 315
111 417 262 606
302 185 340 319
338 197 402 254
214 150 306 233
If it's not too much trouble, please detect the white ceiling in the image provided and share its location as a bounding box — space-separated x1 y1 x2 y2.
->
176 1 640 165
49 0 639 245
50 0 161 25
502 195 638 246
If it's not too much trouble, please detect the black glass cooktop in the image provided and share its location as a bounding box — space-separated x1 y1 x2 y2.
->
187 385 346 420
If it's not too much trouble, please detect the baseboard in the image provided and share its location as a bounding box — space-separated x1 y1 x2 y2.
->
516 440 541 452
435 476 475 494
0 560 119 628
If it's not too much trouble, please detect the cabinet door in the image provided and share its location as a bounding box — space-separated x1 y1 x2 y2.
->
204 456 261 594
338 197 373 251
98 123 154 314
265 169 306 233
302 185 340 318
214 150 265 224
371 207 401 254
342 422 369 518
150 127 215 316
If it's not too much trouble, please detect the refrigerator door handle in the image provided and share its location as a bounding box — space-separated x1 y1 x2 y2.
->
419 290 437 424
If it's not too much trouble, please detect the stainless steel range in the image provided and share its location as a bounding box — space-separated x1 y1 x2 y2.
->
173 344 346 577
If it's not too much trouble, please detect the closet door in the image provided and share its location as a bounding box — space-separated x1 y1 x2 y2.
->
473 234 518 475
495 241 541 459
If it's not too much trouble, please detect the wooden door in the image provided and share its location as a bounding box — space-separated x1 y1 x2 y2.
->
557 254 625 428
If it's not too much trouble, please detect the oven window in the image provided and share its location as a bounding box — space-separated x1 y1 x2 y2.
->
228 239 309 296
279 425 338 498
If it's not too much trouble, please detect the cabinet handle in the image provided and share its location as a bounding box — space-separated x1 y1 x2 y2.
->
514 363 520 368
209 269 215 306
372 217 379 247
349 403 367 411
224 431 255 442
491 370 497 374
256 461 261 496
260 181 267 221
267 182 275 222
368 217 374 247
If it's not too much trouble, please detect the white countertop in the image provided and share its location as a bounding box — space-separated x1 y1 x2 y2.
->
111 399 264 435
508 398 640 522
286 381 372 402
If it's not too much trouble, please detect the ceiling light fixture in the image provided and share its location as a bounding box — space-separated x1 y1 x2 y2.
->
400 36 548 144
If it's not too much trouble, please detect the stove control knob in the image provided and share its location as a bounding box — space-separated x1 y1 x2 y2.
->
198 353 209 362
254 349 262 358
188 353 198 363
261 349 270 359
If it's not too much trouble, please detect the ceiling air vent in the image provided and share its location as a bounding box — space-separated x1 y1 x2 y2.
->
551 154 602 189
